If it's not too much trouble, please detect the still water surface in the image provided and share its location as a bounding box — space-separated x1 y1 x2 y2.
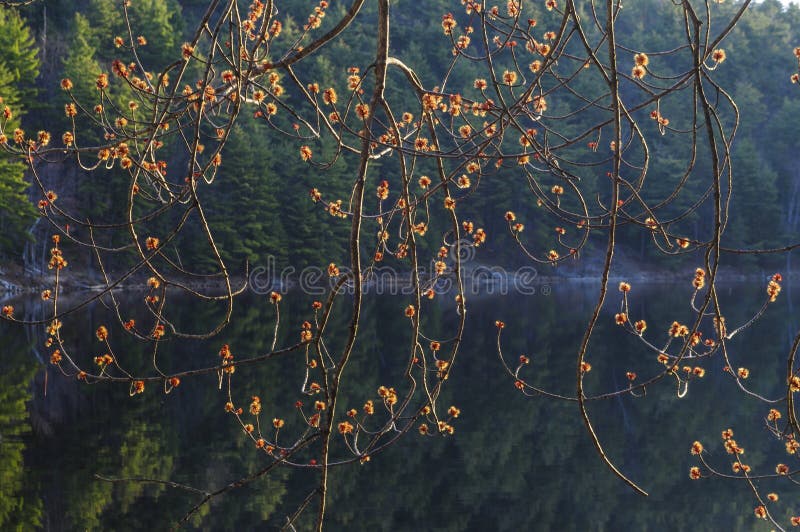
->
1 280 797 530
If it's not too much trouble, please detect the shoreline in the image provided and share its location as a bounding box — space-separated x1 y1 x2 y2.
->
0 268 787 299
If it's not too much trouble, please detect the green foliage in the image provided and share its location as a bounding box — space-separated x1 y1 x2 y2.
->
125 0 184 70
62 14 103 110
0 6 39 89
0 10 36 259
0 155 35 258
85 0 124 55
198 119 290 270
1 0 799 271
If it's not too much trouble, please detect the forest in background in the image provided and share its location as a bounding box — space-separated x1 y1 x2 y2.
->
0 0 798 280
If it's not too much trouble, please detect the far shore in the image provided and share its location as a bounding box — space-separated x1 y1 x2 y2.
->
1 265 790 301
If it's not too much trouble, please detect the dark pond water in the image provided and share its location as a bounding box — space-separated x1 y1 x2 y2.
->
1 278 798 531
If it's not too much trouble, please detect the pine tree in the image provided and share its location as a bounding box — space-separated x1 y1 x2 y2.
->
0 55 35 259
0 7 39 90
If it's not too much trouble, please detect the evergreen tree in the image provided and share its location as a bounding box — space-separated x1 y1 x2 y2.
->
0 6 39 92
0 28 36 257
62 14 104 121
125 0 184 71
197 119 290 271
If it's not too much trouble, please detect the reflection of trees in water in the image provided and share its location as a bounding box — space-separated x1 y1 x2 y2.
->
320 284 786 531
0 320 43 530
7 294 296 530
4 285 795 529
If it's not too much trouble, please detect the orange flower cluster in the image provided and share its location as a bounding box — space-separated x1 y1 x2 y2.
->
473 228 487 246
219 344 235 374
355 104 370 120
767 273 781 302
94 354 114 367
724 438 744 455
668 321 689 338
650 109 670 128
48 245 68 271
301 320 313 342
438 420 455 435
378 385 398 406
152 324 165 339
363 400 375 415
376 180 389 200
47 319 62 336
690 441 703 455
786 436 800 455
732 462 751 474
250 396 262 416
